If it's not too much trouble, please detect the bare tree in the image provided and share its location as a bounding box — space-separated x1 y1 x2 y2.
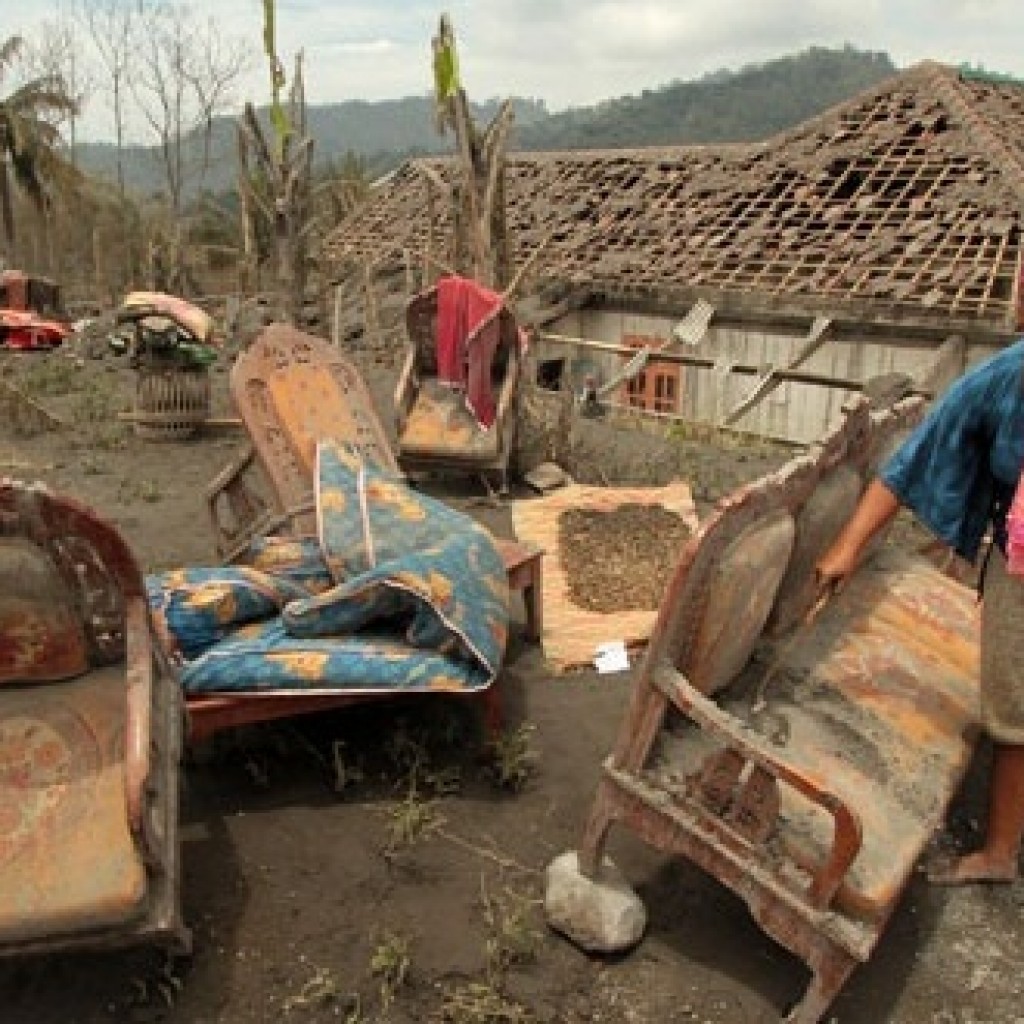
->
78 0 137 200
75 0 144 294
23 6 91 168
430 14 514 288
236 0 313 324
130 2 248 217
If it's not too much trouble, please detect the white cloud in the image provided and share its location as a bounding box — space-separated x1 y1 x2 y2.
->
3 0 1023 140
328 39 399 56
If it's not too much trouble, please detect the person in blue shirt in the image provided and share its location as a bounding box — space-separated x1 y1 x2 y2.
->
817 339 1024 885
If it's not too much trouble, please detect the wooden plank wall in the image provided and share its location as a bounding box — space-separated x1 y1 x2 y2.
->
537 309 978 445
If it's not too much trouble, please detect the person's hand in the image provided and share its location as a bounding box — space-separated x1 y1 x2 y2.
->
815 479 900 600
815 538 860 596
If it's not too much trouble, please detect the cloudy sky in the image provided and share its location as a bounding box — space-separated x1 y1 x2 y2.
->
7 0 1024 141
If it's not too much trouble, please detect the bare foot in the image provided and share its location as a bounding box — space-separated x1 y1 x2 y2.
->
927 851 1019 885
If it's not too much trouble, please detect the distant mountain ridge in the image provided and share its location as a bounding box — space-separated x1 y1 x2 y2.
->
74 46 898 198
514 45 897 150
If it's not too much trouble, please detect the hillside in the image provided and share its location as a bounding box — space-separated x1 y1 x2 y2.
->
75 46 898 197
75 97 549 197
514 45 897 150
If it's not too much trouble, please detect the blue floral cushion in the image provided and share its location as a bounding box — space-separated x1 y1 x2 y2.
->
146 567 307 662
150 441 510 695
242 535 333 594
179 620 492 694
316 441 494 580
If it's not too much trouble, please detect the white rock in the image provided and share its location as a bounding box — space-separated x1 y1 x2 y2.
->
544 850 646 953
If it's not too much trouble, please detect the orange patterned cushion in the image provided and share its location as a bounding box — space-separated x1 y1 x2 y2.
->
0 538 89 684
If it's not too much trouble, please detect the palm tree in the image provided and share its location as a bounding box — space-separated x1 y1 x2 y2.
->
0 34 78 260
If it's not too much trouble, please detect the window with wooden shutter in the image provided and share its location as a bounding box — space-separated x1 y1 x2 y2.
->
620 334 681 413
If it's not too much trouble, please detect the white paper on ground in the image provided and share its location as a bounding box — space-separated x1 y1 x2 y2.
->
594 640 630 674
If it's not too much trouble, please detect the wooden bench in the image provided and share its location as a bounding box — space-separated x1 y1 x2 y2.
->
557 397 981 1023
185 538 540 744
185 536 543 744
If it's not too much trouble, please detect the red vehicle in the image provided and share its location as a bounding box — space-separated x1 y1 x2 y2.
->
0 270 70 350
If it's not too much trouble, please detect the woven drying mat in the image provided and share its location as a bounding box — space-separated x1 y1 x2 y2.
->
511 481 698 673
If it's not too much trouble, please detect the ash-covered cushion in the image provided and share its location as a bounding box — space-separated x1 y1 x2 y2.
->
769 465 863 635
281 550 476 663
688 509 795 695
0 537 89 684
304 440 508 673
179 444 510 695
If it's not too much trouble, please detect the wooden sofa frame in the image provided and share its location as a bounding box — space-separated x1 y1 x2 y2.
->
200 325 541 742
566 397 981 1023
395 282 522 493
0 479 189 958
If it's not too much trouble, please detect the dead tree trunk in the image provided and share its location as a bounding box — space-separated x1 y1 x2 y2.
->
432 14 513 289
236 53 313 325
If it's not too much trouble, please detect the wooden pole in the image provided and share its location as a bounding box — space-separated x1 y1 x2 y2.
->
536 331 934 397
0 380 67 430
332 282 343 348
362 262 381 347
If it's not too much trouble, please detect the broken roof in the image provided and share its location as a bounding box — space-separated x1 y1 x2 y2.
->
324 62 1024 335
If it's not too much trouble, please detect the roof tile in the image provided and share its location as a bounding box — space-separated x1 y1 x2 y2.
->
325 62 1024 331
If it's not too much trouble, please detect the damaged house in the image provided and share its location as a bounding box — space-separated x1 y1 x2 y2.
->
322 61 1024 444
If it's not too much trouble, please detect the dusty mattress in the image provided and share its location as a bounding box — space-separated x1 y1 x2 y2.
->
147 441 510 695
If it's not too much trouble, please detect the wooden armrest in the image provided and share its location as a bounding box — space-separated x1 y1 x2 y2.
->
394 346 416 432
205 444 257 501
217 496 317 564
124 596 153 840
206 446 271 561
650 660 863 909
261 498 316 536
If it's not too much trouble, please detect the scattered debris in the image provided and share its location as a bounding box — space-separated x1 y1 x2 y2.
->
282 966 342 1013
0 270 70 351
436 980 534 1024
523 461 572 493
593 640 630 674
0 457 54 472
